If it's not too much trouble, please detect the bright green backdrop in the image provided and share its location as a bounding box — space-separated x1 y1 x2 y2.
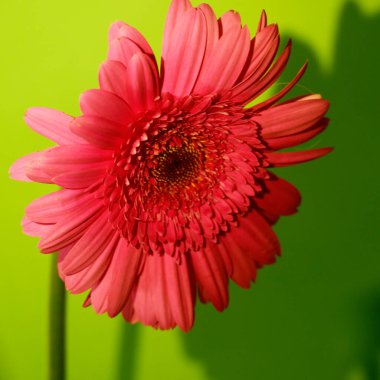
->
1 0 379 379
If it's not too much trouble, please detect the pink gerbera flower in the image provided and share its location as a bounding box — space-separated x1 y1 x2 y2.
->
10 0 331 331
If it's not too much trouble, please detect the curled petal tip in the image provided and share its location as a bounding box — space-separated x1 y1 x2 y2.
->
300 94 323 101
257 10 267 32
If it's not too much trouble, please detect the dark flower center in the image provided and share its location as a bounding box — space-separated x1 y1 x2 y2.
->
153 143 202 188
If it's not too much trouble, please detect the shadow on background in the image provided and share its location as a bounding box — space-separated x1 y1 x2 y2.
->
117 324 139 380
360 294 380 380
0 346 9 380
181 2 380 380
116 2 380 380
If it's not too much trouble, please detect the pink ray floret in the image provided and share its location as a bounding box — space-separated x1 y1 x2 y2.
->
10 0 331 331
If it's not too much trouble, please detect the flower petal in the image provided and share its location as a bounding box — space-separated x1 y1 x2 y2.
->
26 189 90 224
38 197 104 253
125 53 159 113
99 60 128 102
122 253 174 329
198 4 219 56
237 23 279 87
125 253 195 332
108 21 156 67
231 40 291 105
24 107 84 145
265 118 329 150
59 211 116 275
108 38 141 68
218 211 280 288
257 98 329 138
22 215 54 238
161 6 207 97
193 12 251 95
37 145 112 189
9 151 51 183
266 147 333 166
216 236 257 289
162 0 192 59
79 89 135 125
70 116 127 149
90 240 144 317
255 175 301 217
190 246 229 311
109 21 154 55
256 10 267 33
251 62 308 113
63 234 117 294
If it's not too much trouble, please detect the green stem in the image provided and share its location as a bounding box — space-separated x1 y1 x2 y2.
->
49 254 66 380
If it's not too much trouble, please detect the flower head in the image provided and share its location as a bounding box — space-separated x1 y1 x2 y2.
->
10 0 331 331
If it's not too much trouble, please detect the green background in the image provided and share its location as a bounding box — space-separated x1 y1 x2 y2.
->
1 0 379 379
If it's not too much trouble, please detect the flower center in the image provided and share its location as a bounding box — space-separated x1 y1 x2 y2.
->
152 142 202 188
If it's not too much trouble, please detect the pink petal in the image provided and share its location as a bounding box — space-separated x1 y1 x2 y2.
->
107 241 144 317
123 253 174 329
255 175 301 217
125 253 195 332
24 107 84 145
38 145 112 189
237 24 279 86
256 10 267 33
251 62 308 113
265 118 329 150
218 10 243 35
161 7 207 97
79 89 135 125
57 244 75 280
125 53 159 114
231 40 291 105
197 4 219 65
162 0 192 61
216 236 257 289
266 147 333 166
42 144 111 166
193 12 251 95
257 98 329 138
38 197 104 253
108 38 142 68
9 154 34 182
190 246 229 311
165 253 195 332
71 116 127 150
9 151 51 183
239 211 281 263
52 170 106 189
26 189 90 224
218 211 280 288
22 216 53 238
63 234 117 294
59 211 116 275
82 294 92 308
99 60 128 102
108 21 155 60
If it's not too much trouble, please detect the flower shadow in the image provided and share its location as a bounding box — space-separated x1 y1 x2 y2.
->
180 2 380 380
117 323 140 380
357 294 380 380
116 2 380 380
